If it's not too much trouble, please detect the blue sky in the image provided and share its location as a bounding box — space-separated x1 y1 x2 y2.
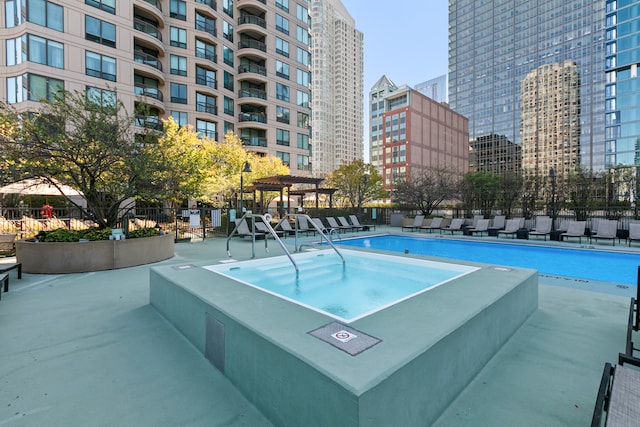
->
339 1 450 156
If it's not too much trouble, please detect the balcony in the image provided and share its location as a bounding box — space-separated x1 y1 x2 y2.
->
143 0 162 11
239 112 266 123
197 129 218 140
196 75 217 90
135 115 163 131
195 20 216 37
195 0 216 10
241 137 267 147
238 39 266 52
238 15 266 29
195 46 217 63
134 51 163 72
238 88 266 100
196 102 218 115
134 84 164 101
134 18 162 41
238 63 266 76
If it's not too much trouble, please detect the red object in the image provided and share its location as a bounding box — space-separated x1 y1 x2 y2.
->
41 204 53 219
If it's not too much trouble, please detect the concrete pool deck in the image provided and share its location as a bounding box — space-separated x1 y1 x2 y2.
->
0 227 637 426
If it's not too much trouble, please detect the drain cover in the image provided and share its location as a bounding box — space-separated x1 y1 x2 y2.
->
308 322 381 356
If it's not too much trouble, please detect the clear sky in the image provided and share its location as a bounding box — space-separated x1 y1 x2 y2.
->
339 1 450 157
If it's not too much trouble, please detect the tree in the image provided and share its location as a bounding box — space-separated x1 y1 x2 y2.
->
497 172 522 217
0 90 160 228
393 166 458 216
458 171 501 217
325 160 384 209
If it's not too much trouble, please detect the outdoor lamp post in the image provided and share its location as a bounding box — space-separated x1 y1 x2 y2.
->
358 170 370 215
239 160 252 213
549 167 557 231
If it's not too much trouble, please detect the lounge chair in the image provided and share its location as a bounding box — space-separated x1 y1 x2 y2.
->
560 220 587 243
254 221 285 238
326 217 351 233
402 215 425 232
338 216 360 232
312 217 337 235
628 223 640 247
0 233 17 256
419 217 443 233
234 219 266 239
528 216 553 240
296 215 316 235
349 214 376 231
275 219 297 236
497 218 523 239
590 219 618 246
441 218 465 235
488 215 506 233
466 219 490 236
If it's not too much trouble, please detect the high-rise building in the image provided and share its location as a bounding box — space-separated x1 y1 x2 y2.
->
310 0 364 177
1 0 313 174
470 134 522 175
369 75 398 171
414 74 448 103
604 0 640 168
379 85 469 193
449 0 606 173
521 61 581 180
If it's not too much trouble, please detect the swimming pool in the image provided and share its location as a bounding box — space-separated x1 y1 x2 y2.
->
336 235 640 285
205 249 479 322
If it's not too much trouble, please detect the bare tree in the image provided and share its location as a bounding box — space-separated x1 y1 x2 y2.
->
393 166 459 216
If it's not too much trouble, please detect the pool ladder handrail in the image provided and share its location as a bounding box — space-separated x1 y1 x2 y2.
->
227 213 299 275
279 214 345 265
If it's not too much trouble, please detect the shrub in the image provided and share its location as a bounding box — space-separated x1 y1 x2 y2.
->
41 227 160 242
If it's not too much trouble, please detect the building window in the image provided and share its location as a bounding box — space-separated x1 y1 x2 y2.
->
222 0 232 18
224 71 234 91
86 86 116 107
276 151 290 166
276 129 290 146
170 0 186 20
277 83 290 102
223 20 234 42
196 66 216 89
297 133 309 149
196 119 216 139
11 0 65 30
275 0 288 12
86 16 115 47
296 4 309 24
276 106 290 124
296 26 309 45
276 14 289 35
171 82 187 104
170 110 188 127
296 47 310 66
196 92 217 115
276 37 289 57
297 154 310 171
223 46 234 66
276 60 289 79
195 12 216 37
86 51 116 81
170 26 187 48
195 39 216 63
6 34 64 69
224 96 234 116
296 69 310 87
224 121 234 134
86 0 115 14
170 55 187 76
7 73 63 104
297 90 309 108
297 112 309 128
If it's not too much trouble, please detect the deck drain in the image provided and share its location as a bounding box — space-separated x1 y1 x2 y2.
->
172 264 197 270
308 322 381 356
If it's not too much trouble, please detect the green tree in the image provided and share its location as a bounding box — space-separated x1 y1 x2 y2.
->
459 171 500 217
393 166 459 216
325 160 384 209
0 90 159 228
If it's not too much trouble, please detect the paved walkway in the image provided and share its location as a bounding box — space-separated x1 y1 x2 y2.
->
0 229 635 426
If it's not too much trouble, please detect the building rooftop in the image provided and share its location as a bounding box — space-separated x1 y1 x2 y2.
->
0 228 635 426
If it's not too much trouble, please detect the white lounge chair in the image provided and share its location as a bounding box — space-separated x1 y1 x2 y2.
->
441 218 465 234
419 217 443 233
466 219 490 236
402 215 425 232
528 217 553 240
488 215 506 233
497 218 523 239
560 221 586 243
590 219 618 245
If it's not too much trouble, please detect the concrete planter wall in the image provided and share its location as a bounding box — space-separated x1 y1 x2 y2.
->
16 233 174 274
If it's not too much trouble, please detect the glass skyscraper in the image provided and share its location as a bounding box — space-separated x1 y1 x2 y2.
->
449 0 607 172
605 0 640 167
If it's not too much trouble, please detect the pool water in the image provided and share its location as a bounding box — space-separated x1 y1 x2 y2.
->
205 249 478 322
337 235 640 285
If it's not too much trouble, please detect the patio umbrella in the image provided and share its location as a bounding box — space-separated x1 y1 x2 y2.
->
0 178 86 207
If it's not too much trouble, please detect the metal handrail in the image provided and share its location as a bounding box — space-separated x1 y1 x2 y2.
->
226 213 299 275
283 214 345 265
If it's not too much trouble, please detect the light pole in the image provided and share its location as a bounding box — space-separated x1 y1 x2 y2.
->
358 169 370 215
239 160 251 213
549 167 557 231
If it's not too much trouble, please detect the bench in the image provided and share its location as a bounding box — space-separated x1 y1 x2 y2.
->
0 262 22 280
592 363 640 426
618 297 639 366
0 233 17 256
0 273 7 300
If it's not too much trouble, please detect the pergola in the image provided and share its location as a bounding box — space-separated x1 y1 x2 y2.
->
244 175 337 217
